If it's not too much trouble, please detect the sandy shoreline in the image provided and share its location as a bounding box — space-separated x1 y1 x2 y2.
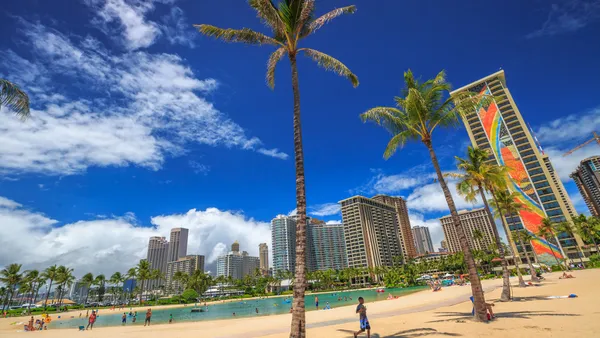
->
1 270 598 337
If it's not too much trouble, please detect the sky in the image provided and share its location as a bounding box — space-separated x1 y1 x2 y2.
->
1 0 599 277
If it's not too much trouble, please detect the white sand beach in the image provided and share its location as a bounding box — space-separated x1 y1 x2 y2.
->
1 269 598 337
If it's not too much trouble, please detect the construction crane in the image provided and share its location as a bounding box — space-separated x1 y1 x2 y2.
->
563 131 600 157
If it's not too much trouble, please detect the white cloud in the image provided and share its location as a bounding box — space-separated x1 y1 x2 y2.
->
352 168 436 195
309 203 341 217
536 108 600 145
406 179 483 212
0 196 270 276
535 108 600 181
160 7 197 48
189 160 210 175
325 220 342 225
256 148 289 160
89 0 161 50
526 0 600 38
0 20 286 175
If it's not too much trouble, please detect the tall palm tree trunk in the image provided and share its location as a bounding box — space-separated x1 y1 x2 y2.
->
289 54 308 338
480 189 513 299
546 234 564 271
43 279 53 310
517 235 539 282
425 140 487 321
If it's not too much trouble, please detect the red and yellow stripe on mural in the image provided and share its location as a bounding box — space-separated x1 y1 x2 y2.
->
476 86 562 262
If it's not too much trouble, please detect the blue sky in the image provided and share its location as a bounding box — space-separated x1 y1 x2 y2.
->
1 0 599 275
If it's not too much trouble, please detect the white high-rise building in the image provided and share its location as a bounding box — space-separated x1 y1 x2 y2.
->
412 226 435 255
216 244 260 280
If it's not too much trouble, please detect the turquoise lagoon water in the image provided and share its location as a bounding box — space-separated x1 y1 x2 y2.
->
50 286 426 329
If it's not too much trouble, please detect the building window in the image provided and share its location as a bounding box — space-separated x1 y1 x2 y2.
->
534 181 550 189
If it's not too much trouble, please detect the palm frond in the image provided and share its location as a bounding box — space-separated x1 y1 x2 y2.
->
383 131 410 159
301 48 359 87
297 0 315 32
0 79 30 120
248 0 285 34
308 5 356 35
195 25 283 46
266 47 287 89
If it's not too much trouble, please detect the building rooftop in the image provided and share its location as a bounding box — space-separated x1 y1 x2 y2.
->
450 70 506 95
439 207 486 219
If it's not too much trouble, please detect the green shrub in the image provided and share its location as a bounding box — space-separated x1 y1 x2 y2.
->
551 265 562 272
181 289 199 303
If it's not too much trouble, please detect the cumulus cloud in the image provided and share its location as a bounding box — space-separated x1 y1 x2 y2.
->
325 220 342 225
0 19 286 175
406 178 483 212
0 196 271 277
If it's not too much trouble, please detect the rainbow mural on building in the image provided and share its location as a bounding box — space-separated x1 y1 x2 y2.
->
476 85 562 265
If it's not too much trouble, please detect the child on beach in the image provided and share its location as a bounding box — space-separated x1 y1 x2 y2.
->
354 297 370 338
169 314 173 324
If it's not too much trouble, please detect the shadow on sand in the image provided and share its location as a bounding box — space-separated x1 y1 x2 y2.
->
336 327 462 337
427 310 580 323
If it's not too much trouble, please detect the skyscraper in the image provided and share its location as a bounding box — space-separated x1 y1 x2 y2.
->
146 236 169 290
271 215 317 273
412 226 434 255
259 243 269 273
339 196 403 278
310 223 348 271
570 156 600 216
216 243 260 279
440 208 496 253
452 70 583 264
440 239 448 252
166 255 205 292
168 228 189 262
232 241 240 253
371 195 417 259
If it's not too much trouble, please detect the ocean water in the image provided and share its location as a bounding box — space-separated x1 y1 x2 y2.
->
49 286 426 329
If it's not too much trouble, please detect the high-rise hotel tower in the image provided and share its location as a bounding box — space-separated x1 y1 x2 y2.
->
451 70 583 264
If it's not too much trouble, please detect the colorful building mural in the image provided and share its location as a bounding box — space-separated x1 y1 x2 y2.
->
476 85 562 265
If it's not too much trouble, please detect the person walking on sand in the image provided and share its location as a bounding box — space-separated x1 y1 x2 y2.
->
86 311 96 330
354 297 370 338
315 296 319 310
144 309 152 327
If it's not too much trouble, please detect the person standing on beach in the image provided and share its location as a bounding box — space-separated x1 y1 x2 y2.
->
86 311 96 330
144 309 152 326
169 314 174 324
122 313 127 325
315 296 319 310
354 297 370 338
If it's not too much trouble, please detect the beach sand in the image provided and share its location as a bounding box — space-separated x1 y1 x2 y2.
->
1 269 598 337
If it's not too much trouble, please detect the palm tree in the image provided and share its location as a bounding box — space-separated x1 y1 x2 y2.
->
451 146 522 298
573 214 600 253
554 221 585 268
24 270 40 313
484 190 526 290
0 264 23 311
0 79 30 119
110 272 124 302
42 265 58 310
196 2 358 335
81 273 94 305
54 266 75 307
92 274 106 302
187 270 214 297
538 217 565 270
136 260 151 304
512 230 539 282
360 70 490 321
125 268 137 304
